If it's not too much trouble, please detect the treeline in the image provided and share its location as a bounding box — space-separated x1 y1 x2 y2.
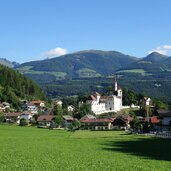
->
0 65 45 109
37 72 171 103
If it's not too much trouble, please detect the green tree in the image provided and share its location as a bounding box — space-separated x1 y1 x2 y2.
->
19 118 28 126
53 105 63 115
55 115 64 128
74 103 94 119
0 112 5 123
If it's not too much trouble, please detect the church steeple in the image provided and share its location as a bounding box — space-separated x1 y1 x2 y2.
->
114 76 118 91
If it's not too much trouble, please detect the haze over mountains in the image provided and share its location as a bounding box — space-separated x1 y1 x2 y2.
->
0 58 19 68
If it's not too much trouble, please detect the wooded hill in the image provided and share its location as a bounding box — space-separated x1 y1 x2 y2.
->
0 64 45 109
16 50 171 81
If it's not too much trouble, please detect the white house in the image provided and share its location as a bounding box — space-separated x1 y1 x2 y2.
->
86 78 122 115
25 103 38 115
67 105 74 112
55 100 63 106
20 113 32 122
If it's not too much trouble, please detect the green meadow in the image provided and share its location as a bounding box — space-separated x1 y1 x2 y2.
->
0 125 171 171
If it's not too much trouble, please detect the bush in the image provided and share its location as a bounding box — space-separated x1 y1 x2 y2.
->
19 118 28 126
0 112 5 123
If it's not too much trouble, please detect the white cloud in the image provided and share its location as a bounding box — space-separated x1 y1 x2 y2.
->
44 47 68 58
148 45 171 55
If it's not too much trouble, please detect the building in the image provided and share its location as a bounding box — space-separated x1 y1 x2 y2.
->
67 105 74 112
37 115 55 127
156 110 171 131
5 112 21 123
30 100 45 108
80 117 114 130
62 115 74 127
86 78 122 115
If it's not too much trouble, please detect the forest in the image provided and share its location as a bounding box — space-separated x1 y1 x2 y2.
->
0 65 45 109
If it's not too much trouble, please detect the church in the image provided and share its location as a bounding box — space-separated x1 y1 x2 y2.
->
86 78 122 115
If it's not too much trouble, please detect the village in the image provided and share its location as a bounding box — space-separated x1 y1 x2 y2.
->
0 79 171 138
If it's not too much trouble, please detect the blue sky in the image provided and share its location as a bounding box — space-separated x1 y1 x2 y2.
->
0 0 171 63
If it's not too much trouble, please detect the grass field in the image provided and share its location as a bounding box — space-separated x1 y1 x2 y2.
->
0 125 171 171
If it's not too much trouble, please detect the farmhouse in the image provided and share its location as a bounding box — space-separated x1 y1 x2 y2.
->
156 110 171 131
5 112 21 123
63 115 74 127
86 78 122 115
37 115 55 127
80 116 114 130
30 100 45 108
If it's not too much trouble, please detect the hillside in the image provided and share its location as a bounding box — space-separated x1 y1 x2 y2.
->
16 50 138 81
118 52 169 73
15 50 171 100
0 64 45 109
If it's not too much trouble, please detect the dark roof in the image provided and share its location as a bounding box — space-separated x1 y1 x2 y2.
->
5 112 21 117
37 115 55 122
157 109 171 117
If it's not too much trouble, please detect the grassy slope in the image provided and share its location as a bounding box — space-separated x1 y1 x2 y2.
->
0 125 171 171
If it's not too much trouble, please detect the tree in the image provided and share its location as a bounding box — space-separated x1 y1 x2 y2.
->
55 115 64 128
53 105 63 115
130 118 142 132
0 112 5 123
19 118 28 126
155 100 168 110
74 103 94 119
67 120 81 131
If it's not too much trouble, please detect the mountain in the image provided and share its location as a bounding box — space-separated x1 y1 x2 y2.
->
143 52 168 62
0 58 20 68
118 52 169 73
15 50 171 99
16 50 138 81
0 64 45 109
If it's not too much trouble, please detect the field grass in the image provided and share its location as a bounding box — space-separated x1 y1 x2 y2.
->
0 125 171 171
117 69 146 73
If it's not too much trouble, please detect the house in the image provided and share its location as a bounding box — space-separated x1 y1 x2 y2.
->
156 110 171 131
25 103 38 115
5 112 21 123
30 100 45 108
80 114 96 121
80 117 114 130
20 113 32 123
0 104 5 112
143 97 152 106
2 102 10 109
150 116 161 131
67 105 74 112
112 116 132 129
86 78 122 115
37 115 55 127
55 100 63 106
62 115 74 127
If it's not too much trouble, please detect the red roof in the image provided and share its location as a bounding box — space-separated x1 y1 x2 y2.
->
150 116 160 124
30 100 45 104
81 118 114 123
37 115 55 122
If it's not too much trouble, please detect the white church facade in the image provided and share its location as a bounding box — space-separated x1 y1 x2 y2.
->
86 79 123 115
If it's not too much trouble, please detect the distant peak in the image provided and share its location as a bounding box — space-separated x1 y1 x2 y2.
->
148 51 168 57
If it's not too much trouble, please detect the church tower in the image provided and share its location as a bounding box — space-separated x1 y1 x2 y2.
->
114 77 118 92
